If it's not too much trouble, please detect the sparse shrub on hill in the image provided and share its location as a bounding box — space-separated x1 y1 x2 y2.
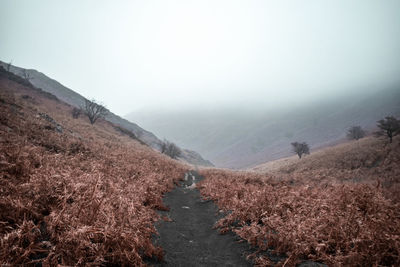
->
161 140 181 159
22 69 32 82
347 125 365 140
83 99 108 124
375 116 400 143
291 141 310 158
71 107 81 119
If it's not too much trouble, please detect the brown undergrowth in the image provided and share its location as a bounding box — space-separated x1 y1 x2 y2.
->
198 136 400 266
0 73 187 266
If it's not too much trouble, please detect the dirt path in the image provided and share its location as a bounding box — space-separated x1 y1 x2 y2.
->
150 171 252 266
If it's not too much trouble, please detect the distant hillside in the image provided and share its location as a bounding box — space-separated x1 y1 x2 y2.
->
251 135 398 174
128 86 400 169
0 61 213 167
250 134 400 201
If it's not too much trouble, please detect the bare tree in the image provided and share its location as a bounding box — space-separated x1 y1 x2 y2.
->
160 140 181 159
22 69 32 82
375 116 400 143
291 141 310 159
84 99 108 124
347 126 365 140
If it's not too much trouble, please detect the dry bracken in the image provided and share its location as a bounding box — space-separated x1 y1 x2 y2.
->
0 75 187 265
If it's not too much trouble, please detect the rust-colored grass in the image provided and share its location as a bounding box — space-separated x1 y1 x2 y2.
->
0 75 187 265
198 133 400 266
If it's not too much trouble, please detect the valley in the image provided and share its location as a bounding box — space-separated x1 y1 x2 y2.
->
1 64 399 266
2 1 400 264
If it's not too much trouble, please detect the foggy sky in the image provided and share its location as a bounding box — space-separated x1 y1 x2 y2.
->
1 0 400 116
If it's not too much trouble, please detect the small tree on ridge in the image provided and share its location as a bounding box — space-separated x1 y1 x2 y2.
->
375 116 400 143
291 141 310 159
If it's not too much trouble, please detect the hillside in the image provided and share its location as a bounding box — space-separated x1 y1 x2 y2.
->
0 61 213 167
197 135 400 265
251 136 399 195
128 86 400 169
0 66 190 265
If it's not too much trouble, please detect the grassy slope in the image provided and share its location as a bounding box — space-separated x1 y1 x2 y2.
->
0 70 188 265
198 136 400 266
251 136 400 200
0 60 213 167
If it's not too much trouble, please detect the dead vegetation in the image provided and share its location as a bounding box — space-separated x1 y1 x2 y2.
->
0 74 187 265
198 136 400 266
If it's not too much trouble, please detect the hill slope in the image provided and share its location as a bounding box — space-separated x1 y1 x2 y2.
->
198 135 400 265
251 136 400 194
128 86 400 169
0 66 190 265
0 61 213 167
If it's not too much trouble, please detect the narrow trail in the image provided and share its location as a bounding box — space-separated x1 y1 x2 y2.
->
150 171 252 267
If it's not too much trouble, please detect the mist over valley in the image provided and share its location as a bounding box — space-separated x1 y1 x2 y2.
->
2 1 400 266
128 85 400 168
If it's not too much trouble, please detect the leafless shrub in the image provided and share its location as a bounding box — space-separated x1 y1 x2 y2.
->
347 125 365 140
71 107 81 119
160 140 181 159
22 69 32 82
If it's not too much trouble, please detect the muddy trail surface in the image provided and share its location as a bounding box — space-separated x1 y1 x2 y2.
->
150 171 253 267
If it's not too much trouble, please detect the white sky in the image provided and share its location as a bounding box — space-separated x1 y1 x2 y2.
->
1 0 400 116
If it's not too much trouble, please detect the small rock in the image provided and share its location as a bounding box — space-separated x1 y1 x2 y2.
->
38 112 63 133
39 112 55 123
55 125 63 133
